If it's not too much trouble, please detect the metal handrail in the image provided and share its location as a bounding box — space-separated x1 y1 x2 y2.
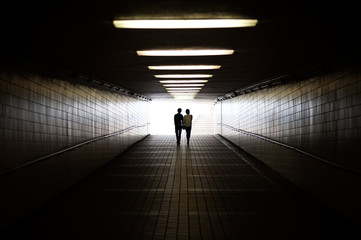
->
0 123 150 177
214 74 289 103
219 123 361 175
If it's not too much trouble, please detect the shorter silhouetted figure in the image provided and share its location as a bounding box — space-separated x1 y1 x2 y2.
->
174 108 183 145
183 109 193 145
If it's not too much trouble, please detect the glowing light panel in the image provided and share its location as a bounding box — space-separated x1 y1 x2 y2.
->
155 74 212 78
159 80 209 83
137 49 234 56
164 84 204 87
167 92 200 95
148 65 221 70
167 89 200 93
166 88 201 90
113 19 258 29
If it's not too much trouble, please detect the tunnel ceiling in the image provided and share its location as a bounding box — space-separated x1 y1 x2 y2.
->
1 0 359 101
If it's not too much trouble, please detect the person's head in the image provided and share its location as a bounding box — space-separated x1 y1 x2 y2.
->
186 109 190 114
177 108 182 113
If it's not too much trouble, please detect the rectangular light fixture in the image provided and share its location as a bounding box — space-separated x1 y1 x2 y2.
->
113 19 258 29
167 89 200 93
159 80 209 83
137 49 234 56
170 92 198 94
166 87 201 90
171 94 196 99
148 65 221 70
173 94 196 96
163 84 204 87
170 93 198 96
167 90 200 93
155 74 212 78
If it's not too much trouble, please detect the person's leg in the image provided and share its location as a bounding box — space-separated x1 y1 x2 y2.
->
186 127 191 144
175 126 179 143
178 127 182 143
175 126 181 144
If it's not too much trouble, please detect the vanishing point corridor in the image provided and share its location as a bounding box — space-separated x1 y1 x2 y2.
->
3 135 356 239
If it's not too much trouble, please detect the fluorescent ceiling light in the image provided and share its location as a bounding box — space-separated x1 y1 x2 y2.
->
168 90 200 93
166 88 201 90
173 94 195 96
170 92 198 95
159 80 209 83
155 74 212 78
173 94 196 97
164 84 204 87
169 93 197 97
137 49 234 56
148 65 221 70
169 93 199 96
113 19 258 29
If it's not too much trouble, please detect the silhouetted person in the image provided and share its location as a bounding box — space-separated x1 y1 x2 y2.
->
183 109 193 145
174 108 183 145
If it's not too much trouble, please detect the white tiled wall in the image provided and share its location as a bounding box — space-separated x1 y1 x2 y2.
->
215 69 361 224
217 70 361 171
0 70 150 228
0 71 149 172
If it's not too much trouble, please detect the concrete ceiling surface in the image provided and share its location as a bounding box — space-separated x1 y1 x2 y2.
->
1 0 359 100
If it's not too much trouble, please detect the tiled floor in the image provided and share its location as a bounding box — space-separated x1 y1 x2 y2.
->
3 135 357 239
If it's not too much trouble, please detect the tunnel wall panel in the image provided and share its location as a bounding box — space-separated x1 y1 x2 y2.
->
0 71 149 172
216 69 361 224
0 70 150 229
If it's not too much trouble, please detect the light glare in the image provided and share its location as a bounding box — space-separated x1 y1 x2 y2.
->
137 49 234 56
170 94 198 97
155 74 212 78
113 19 258 29
148 65 221 70
159 80 209 83
168 90 200 93
164 84 204 87
166 88 201 90
170 92 198 95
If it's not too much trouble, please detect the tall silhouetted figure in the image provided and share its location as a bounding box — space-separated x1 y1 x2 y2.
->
174 108 183 145
183 109 193 145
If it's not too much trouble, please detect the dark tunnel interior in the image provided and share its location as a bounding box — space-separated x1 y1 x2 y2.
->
1 0 361 239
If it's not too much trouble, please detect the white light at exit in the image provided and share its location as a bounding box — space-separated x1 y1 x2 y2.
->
173 96 195 100
171 93 197 98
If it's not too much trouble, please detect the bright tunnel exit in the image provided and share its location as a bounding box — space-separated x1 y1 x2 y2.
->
150 99 215 135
